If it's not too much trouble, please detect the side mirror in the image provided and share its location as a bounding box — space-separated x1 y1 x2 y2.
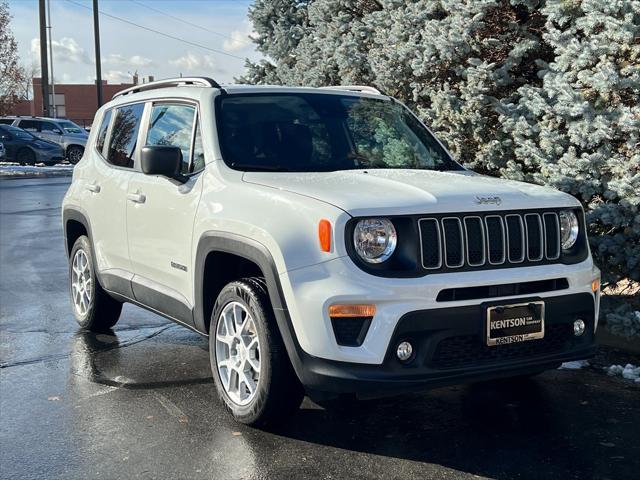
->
140 145 187 182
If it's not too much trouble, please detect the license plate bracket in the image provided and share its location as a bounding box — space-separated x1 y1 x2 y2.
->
486 301 545 346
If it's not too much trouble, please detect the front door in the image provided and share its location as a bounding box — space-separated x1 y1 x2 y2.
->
126 102 204 323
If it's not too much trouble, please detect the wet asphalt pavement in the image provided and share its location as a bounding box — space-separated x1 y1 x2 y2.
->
0 177 638 480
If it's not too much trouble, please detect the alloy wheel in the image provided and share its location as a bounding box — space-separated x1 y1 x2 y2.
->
71 249 92 316
215 301 261 406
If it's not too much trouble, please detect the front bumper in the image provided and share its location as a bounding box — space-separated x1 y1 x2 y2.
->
292 292 596 399
35 148 65 164
281 255 599 364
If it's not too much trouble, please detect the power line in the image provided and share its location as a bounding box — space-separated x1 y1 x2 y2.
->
130 0 237 40
65 0 245 61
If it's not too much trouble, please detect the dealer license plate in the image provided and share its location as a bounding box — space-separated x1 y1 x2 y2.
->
486 301 545 346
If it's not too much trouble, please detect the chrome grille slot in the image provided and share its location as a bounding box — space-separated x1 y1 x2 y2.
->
543 213 561 260
442 218 464 268
418 218 442 269
485 215 506 265
464 217 485 266
505 215 525 263
524 213 544 261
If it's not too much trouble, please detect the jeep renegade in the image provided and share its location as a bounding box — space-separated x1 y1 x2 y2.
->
62 77 600 426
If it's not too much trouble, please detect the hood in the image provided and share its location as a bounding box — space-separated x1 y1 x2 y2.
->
243 169 580 217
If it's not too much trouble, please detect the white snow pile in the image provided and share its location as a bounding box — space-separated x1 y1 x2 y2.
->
559 360 590 370
0 162 73 177
606 364 640 383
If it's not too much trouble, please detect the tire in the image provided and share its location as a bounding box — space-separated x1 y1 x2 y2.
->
69 235 122 332
16 148 35 165
209 277 304 427
67 145 84 164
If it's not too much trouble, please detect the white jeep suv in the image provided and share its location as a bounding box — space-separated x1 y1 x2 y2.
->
62 77 600 426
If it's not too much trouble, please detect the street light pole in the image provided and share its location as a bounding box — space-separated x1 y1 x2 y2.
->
38 0 50 116
92 0 103 107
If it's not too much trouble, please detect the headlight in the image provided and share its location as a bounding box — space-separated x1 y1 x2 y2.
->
559 210 579 250
353 218 397 263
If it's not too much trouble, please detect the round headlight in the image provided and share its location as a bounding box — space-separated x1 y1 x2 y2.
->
353 218 397 263
559 210 579 250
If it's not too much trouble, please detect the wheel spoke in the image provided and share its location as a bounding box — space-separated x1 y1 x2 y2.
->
247 355 260 373
233 304 244 330
241 370 256 395
216 332 234 346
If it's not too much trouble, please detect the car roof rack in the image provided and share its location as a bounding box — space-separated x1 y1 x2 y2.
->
112 77 222 99
320 85 382 95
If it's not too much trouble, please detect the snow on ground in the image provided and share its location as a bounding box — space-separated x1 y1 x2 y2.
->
559 360 590 370
0 162 74 177
607 364 640 383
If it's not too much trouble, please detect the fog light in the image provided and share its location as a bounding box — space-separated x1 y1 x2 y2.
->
396 341 413 362
574 319 586 336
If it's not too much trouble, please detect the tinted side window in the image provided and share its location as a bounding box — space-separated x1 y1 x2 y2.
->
146 104 196 174
0 119 14 125
41 122 61 133
95 110 112 154
108 103 144 168
19 120 41 132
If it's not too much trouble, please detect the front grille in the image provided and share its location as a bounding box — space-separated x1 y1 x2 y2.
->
419 211 562 272
432 324 573 369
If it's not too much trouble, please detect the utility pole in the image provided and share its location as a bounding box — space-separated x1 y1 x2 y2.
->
46 0 56 117
38 0 50 117
92 0 103 107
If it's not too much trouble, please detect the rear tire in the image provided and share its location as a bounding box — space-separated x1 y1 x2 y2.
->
69 235 122 332
17 148 35 165
209 277 303 427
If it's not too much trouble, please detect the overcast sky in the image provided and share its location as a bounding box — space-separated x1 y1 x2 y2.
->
8 0 260 85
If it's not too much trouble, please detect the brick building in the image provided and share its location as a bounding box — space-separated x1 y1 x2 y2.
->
14 77 143 128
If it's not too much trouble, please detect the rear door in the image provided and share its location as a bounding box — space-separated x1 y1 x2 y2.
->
126 101 204 323
39 121 64 146
79 103 145 292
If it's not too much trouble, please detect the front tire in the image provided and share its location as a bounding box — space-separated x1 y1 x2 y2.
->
16 148 35 165
209 277 303 427
67 145 84 164
69 236 122 331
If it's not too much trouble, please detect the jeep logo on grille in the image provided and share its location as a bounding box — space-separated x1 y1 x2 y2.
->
475 196 502 206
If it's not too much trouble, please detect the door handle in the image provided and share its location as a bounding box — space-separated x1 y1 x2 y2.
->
86 182 101 193
127 192 146 204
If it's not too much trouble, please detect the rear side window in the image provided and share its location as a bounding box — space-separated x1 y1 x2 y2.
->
95 110 112 154
108 103 144 168
0 119 14 125
18 120 41 132
146 104 196 174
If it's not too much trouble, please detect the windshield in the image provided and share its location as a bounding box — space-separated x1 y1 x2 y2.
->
217 93 462 172
59 120 84 134
3 126 35 140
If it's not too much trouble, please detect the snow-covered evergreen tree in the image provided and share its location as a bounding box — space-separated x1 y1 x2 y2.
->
501 0 640 282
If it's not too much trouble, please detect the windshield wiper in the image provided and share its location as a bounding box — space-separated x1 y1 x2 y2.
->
230 162 287 172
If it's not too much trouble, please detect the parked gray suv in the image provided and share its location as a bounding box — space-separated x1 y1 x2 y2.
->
0 116 88 164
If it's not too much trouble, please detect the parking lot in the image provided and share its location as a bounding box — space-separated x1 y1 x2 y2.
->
1 176 638 480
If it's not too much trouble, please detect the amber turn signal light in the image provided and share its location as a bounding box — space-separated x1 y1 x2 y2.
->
318 219 331 252
592 279 600 293
329 304 376 318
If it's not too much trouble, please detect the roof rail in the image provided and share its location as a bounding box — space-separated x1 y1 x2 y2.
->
320 85 382 95
112 77 222 99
